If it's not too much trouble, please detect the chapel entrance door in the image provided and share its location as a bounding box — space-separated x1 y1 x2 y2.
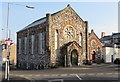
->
71 49 78 66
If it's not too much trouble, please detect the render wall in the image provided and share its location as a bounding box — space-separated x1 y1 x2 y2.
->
102 47 120 63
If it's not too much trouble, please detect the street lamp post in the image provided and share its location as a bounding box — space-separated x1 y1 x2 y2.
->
4 3 35 81
6 3 35 40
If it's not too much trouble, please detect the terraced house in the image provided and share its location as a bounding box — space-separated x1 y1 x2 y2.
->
17 4 102 70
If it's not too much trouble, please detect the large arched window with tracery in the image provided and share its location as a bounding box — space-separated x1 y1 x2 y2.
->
92 41 97 49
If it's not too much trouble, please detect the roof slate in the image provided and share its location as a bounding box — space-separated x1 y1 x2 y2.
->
17 4 84 33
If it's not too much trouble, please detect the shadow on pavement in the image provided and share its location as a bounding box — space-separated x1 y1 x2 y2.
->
2 76 31 82
1 80 120 82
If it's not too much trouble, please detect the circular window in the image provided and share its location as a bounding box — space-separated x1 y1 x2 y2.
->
64 26 75 39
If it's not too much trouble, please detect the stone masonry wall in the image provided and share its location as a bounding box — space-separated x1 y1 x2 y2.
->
88 30 102 61
17 22 50 69
49 5 87 65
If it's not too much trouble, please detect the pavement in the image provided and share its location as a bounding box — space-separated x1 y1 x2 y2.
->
1 63 120 82
0 66 2 82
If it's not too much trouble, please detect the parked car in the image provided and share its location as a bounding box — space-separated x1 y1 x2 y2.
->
114 58 120 64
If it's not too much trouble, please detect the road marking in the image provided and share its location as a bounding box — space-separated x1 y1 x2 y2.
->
14 74 34 81
106 73 113 75
43 74 50 77
19 75 25 77
48 79 63 82
24 77 30 79
69 74 76 76
69 68 90 70
87 73 95 76
14 74 19 76
61 74 68 76
97 73 104 75
51 74 58 76
28 75 33 77
24 77 35 82
35 75 41 77
75 74 82 80
78 73 86 76
9 72 119 79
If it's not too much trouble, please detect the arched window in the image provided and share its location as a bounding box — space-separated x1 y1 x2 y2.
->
55 30 58 49
31 35 34 54
39 32 42 54
18 38 21 54
79 33 82 46
24 37 27 54
42 32 45 54
92 41 97 49
38 32 45 54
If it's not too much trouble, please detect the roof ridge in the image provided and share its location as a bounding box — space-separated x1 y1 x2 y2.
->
51 4 69 16
18 4 83 32
32 17 46 24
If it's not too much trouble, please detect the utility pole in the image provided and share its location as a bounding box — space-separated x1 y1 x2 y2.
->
85 21 89 64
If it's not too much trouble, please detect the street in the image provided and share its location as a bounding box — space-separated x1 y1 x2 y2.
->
1 63 119 82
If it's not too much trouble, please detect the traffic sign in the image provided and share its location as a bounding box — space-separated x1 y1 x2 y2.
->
5 40 12 47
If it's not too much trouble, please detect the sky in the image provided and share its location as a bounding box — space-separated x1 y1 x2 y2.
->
0 1 118 43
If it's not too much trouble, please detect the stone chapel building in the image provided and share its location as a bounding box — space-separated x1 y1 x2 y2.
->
88 30 102 63
17 4 102 69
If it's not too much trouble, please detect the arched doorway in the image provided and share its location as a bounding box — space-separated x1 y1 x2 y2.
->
92 51 96 63
71 49 78 66
60 41 81 67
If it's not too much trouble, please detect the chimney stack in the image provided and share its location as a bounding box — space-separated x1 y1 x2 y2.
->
101 32 105 38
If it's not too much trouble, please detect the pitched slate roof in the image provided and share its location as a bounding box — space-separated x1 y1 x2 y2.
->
17 5 69 33
17 4 84 33
100 35 112 41
18 17 46 32
112 33 120 38
100 32 120 41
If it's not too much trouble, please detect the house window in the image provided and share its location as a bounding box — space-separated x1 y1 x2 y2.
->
31 35 34 54
55 30 58 50
79 33 82 46
24 37 27 54
18 38 21 54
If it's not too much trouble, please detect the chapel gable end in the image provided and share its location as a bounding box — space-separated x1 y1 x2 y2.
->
51 4 85 28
